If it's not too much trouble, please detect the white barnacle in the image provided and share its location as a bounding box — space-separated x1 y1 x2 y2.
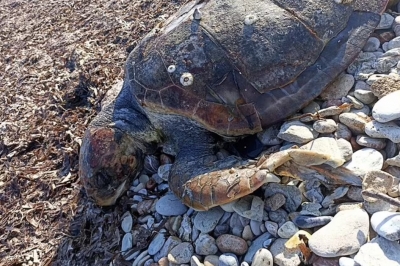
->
167 65 176 73
333 0 353 4
193 8 202 20
180 72 194 86
244 14 258 25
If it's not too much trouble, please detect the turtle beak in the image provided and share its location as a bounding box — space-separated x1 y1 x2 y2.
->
79 127 142 206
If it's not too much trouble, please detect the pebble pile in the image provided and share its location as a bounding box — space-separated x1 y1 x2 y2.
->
118 9 400 266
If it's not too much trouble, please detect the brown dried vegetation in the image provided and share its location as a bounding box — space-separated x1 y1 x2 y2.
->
0 0 185 265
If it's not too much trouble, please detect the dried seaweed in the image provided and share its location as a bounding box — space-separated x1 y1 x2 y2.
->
0 0 186 264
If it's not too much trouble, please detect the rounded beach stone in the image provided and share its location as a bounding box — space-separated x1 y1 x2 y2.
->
194 233 218 255
313 119 338 133
277 121 319 144
349 105 370 116
293 215 332 229
300 202 322 216
167 242 194 264
354 236 400 266
343 148 383 176
193 207 224 233
335 123 352 140
362 170 394 202
372 90 400 123
277 221 298 239
216 234 248 255
302 101 320 114
148 232 166 255
365 121 400 143
264 183 302 213
363 199 399 214
363 37 380 52
338 257 357 266
394 15 400 36
309 208 369 257
154 236 182 262
244 232 273 263
269 208 289 225
157 164 172 181
121 233 133 252
220 201 236 212
377 13 395 30
249 220 262 236
158 257 169 266
264 221 278 237
252 248 273 266
346 186 364 202
354 88 377 104
371 211 400 241
270 238 301 266
356 135 386 150
336 138 353 161
233 195 264 222
338 112 369 134
265 193 286 211
219 253 239 266
156 192 188 216
242 225 254 241
345 95 364 109
386 140 399 158
121 211 133 233
204 255 219 266
386 155 400 167
190 255 203 266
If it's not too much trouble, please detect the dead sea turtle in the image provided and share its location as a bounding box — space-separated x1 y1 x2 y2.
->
79 0 390 210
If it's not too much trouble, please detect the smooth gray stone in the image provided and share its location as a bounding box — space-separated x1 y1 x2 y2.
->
219 253 239 266
155 192 188 216
354 236 400 266
309 208 369 257
244 232 273 263
264 183 302 213
371 211 400 241
194 207 224 233
293 215 333 229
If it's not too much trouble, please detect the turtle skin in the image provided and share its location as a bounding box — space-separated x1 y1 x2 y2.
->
79 0 389 210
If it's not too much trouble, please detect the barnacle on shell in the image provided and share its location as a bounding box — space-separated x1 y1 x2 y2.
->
167 65 176 73
244 14 258 25
193 8 202 20
180 73 194 86
333 0 353 4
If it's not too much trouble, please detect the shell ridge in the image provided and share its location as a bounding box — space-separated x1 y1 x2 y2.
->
271 0 321 41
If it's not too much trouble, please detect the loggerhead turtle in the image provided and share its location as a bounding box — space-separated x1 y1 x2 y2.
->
79 0 390 210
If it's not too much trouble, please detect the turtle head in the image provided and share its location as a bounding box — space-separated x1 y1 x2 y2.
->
79 126 143 206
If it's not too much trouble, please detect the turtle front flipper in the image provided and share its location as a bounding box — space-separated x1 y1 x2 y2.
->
170 146 351 211
169 155 271 211
167 133 296 211
168 142 291 211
